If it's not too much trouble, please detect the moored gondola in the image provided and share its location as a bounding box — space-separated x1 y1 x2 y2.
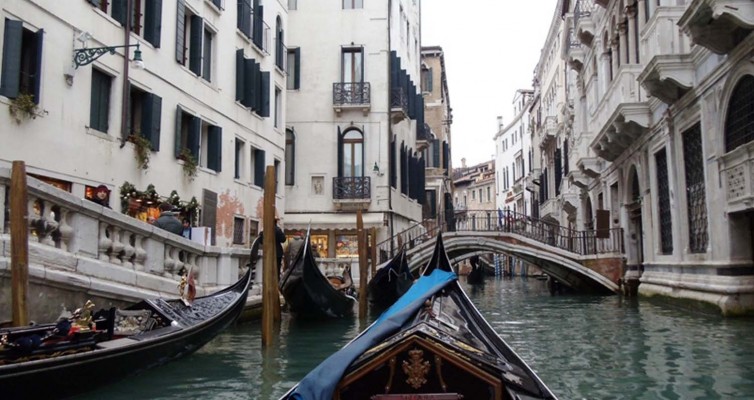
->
281 232 558 400
367 247 413 311
0 264 253 400
279 229 357 318
466 254 485 285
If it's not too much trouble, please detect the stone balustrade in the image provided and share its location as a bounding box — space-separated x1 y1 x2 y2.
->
0 168 252 321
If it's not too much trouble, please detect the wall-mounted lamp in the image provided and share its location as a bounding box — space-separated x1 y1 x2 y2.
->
73 43 144 69
373 162 384 177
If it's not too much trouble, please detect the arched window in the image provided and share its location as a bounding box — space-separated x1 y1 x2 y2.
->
275 16 285 70
725 75 754 153
285 128 295 185
338 128 363 177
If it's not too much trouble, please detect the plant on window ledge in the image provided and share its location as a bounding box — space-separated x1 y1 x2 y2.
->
180 148 198 181
128 134 152 170
8 93 40 124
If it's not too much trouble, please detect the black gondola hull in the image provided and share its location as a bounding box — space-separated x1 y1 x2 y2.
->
367 249 412 311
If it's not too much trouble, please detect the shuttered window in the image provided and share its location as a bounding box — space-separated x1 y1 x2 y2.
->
90 69 111 132
251 147 266 187
236 49 270 117
95 0 161 48
286 48 300 90
175 105 200 161
285 129 295 185
0 19 43 103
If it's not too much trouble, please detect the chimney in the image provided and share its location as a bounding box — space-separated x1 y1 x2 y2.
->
461 157 467 169
497 116 503 131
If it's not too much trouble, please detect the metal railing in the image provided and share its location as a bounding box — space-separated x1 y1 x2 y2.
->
275 39 287 72
252 15 271 55
376 209 624 262
391 86 408 114
333 82 371 106
333 176 371 200
574 0 594 27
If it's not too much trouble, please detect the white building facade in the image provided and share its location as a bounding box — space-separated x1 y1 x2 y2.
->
0 0 287 248
284 0 425 260
495 90 534 216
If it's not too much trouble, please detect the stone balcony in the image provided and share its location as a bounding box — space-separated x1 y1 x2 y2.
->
589 65 650 162
540 198 561 220
577 157 603 178
720 141 754 213
679 0 754 55
541 116 559 148
574 0 597 47
638 54 694 104
567 169 591 190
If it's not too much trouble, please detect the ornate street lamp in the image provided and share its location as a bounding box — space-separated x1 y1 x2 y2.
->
73 43 144 69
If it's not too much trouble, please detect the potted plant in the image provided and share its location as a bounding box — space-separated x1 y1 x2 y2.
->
8 93 40 124
179 148 198 180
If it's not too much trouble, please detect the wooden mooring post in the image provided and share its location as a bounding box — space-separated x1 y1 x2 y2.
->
357 211 368 319
370 227 377 277
11 161 29 327
262 166 280 347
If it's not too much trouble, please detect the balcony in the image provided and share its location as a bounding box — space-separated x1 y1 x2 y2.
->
390 86 409 123
638 54 694 104
333 82 371 115
560 186 581 216
333 176 371 210
540 198 561 220
567 169 591 190
720 141 754 213
577 157 603 178
541 116 558 148
679 0 754 55
574 0 596 47
251 15 271 55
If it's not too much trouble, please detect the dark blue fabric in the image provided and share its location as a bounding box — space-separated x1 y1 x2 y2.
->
286 268 457 400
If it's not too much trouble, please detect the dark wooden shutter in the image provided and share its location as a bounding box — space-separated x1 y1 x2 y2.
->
142 93 162 151
563 140 569 176
0 19 23 99
202 189 217 246
293 47 301 89
554 148 562 196
112 0 128 26
235 49 245 102
87 0 102 7
432 139 440 167
208 125 222 172
252 61 261 110
144 0 162 48
188 116 201 159
595 209 610 239
253 5 264 48
337 127 343 177
89 70 110 132
389 136 396 187
189 15 203 75
255 149 265 186
175 0 186 63
174 105 183 158
212 0 222 9
259 71 270 117
242 58 255 108
238 0 251 38
31 28 43 104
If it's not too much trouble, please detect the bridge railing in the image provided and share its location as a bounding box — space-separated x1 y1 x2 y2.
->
377 209 624 262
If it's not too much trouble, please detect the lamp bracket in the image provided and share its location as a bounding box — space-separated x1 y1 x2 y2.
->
73 44 140 69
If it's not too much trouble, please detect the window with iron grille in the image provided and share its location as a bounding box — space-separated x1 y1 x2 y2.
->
724 75 754 153
682 123 708 253
233 217 245 244
655 148 673 254
249 219 259 242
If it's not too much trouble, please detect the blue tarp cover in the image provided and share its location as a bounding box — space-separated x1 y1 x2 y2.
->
286 268 457 400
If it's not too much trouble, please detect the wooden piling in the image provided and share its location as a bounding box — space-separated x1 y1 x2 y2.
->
370 227 377 277
357 210 368 319
262 165 280 346
10 161 29 327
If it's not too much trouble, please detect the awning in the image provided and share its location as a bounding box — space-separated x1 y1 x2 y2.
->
282 212 384 230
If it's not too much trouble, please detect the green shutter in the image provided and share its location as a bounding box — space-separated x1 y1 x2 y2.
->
89 70 101 130
293 47 300 89
427 67 433 92
189 16 203 75
174 105 183 158
87 0 102 7
235 49 245 102
253 5 264 48
238 0 251 38
254 149 265 186
175 0 186 63
142 93 162 151
32 28 43 104
112 0 128 26
89 69 110 132
337 126 343 177
242 58 255 108
0 19 22 99
144 0 162 48
188 116 201 159
259 71 270 117
208 125 222 172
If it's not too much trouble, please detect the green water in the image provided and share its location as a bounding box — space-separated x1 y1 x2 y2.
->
81 277 754 399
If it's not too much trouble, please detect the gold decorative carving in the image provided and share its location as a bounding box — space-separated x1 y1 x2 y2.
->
384 356 397 393
402 348 430 389
434 355 448 392
72 300 95 332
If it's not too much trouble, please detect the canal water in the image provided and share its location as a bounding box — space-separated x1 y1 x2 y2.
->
81 277 754 399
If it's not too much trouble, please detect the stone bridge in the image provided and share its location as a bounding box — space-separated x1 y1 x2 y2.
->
378 210 626 295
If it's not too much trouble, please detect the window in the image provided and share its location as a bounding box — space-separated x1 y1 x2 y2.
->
176 2 212 80
341 47 363 83
421 66 433 93
174 105 219 172
472 190 476 201
237 0 264 49
339 128 363 177
274 87 281 128
249 219 259 241
235 138 245 179
199 121 222 172
129 85 162 151
275 16 285 70
251 146 266 187
487 187 491 203
235 49 270 117
88 0 162 48
274 159 281 193
285 129 295 185
286 48 300 89
288 0 297 10
0 19 43 103
233 217 245 244
90 69 112 133
655 148 672 254
682 123 708 253
724 75 754 153
343 0 363 9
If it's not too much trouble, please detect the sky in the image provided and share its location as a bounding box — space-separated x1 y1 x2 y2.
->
421 0 558 168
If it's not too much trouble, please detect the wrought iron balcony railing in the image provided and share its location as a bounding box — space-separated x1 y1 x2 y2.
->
333 82 371 106
333 176 371 200
391 86 408 113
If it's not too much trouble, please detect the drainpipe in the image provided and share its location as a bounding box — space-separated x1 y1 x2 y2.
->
387 0 395 256
119 0 132 147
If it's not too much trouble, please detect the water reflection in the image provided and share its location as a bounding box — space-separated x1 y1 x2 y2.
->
81 277 754 400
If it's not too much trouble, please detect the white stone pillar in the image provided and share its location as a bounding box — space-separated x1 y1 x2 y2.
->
618 22 628 66
626 8 637 64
